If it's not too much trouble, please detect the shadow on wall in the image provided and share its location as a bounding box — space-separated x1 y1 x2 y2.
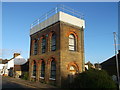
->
61 74 77 88
8 68 14 77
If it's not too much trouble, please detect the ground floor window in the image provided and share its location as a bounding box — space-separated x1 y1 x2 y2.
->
50 60 56 79
41 60 45 78
33 61 36 76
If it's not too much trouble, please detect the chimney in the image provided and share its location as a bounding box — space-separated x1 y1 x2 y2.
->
13 53 20 58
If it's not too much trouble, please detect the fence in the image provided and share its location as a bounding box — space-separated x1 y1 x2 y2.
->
30 4 84 29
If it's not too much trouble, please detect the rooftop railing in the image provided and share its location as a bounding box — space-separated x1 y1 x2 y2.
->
30 4 84 29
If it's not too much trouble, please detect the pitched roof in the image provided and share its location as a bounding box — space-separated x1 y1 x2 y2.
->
14 55 27 65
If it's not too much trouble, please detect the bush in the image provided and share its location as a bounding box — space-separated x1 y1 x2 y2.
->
21 72 29 80
72 69 117 88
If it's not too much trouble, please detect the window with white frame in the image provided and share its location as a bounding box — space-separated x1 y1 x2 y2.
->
69 34 76 51
41 60 45 78
51 33 56 51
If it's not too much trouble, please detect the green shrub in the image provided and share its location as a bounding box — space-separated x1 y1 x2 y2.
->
21 72 29 80
72 69 117 88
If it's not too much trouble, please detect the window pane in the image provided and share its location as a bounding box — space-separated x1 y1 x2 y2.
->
51 46 56 51
33 62 36 76
41 61 45 77
70 66 75 70
69 34 74 38
51 33 56 51
69 34 76 51
50 60 56 79
69 39 74 45
34 40 38 55
69 46 74 51
42 38 46 53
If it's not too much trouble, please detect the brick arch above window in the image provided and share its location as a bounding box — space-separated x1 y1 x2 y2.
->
49 31 56 38
48 57 57 64
39 59 46 64
66 31 78 39
67 62 79 72
40 35 46 40
32 60 39 66
32 60 36 64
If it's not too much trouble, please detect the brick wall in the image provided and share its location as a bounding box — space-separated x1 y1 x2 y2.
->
29 21 85 87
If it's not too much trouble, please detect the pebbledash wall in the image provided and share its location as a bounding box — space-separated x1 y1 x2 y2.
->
29 11 85 87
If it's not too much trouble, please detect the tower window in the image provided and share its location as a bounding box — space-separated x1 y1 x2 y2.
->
41 37 46 53
33 61 36 76
41 60 45 78
50 60 56 79
69 34 76 51
51 33 56 51
34 39 38 55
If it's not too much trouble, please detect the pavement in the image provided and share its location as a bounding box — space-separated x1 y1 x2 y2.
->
2 76 57 89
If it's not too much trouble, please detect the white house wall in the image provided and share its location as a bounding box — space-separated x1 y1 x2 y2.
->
7 59 14 69
0 64 4 69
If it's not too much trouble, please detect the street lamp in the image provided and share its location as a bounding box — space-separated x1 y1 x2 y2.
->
113 32 120 89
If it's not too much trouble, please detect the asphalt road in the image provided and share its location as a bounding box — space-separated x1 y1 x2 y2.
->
2 76 36 90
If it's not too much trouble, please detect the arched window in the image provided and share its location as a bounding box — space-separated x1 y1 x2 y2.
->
51 33 56 51
69 34 76 51
33 61 36 76
69 65 76 75
34 39 38 55
41 37 46 53
41 60 45 78
50 60 56 79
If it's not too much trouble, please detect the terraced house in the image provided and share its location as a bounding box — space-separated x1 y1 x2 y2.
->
29 5 85 87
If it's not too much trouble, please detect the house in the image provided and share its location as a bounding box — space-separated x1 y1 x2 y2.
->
0 59 10 76
0 53 28 78
100 50 120 77
84 61 101 70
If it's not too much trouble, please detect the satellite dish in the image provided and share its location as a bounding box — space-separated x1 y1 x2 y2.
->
14 55 27 65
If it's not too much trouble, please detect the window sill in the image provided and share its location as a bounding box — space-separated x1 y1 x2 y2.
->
49 78 56 80
40 77 44 79
31 76 35 78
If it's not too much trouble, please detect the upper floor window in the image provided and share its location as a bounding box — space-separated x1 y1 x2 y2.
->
50 59 56 79
41 60 45 78
69 34 76 51
41 37 46 53
34 39 38 55
51 33 56 51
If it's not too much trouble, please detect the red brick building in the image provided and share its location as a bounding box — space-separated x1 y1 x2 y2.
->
29 6 85 87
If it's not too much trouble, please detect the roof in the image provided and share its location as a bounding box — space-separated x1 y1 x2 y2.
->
85 61 93 66
100 52 120 65
14 55 27 65
0 59 10 64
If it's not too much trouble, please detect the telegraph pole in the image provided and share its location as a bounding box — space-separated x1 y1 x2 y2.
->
113 32 120 89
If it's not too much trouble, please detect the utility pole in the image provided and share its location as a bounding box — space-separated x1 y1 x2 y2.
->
113 32 120 89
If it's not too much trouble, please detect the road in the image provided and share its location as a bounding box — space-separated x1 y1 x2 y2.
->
2 76 36 90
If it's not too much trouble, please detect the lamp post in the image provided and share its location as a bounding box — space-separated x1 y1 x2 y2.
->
113 32 120 89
